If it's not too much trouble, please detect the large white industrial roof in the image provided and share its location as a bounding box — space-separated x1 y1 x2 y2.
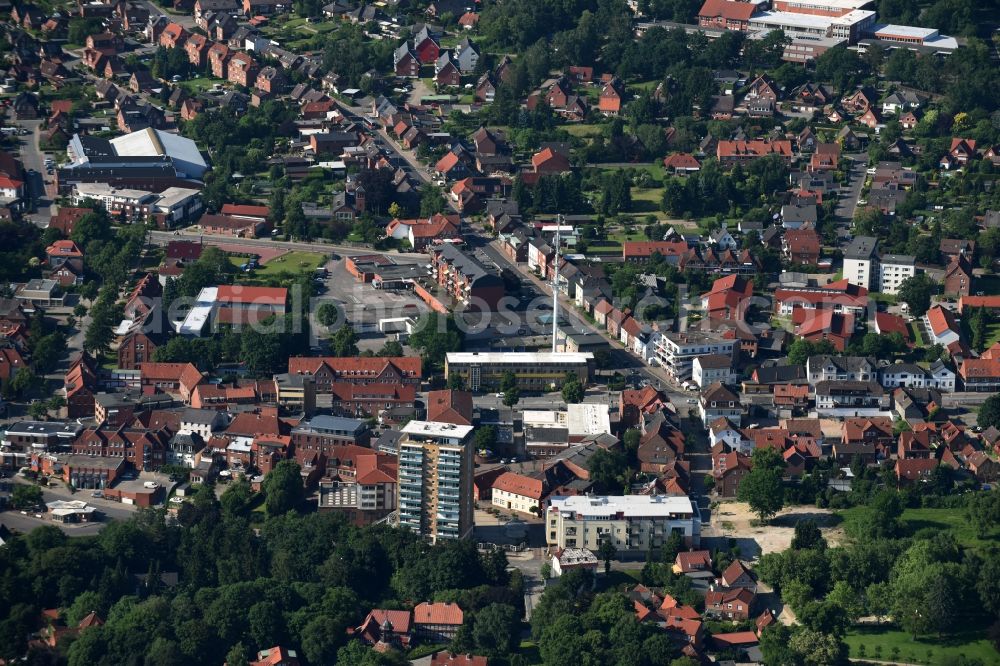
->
110 128 207 173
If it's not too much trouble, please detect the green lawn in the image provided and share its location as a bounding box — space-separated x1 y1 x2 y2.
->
518 640 542 665
985 322 1000 348
629 79 661 93
180 77 222 94
838 506 1000 549
844 626 1000 664
564 124 604 138
869 292 898 305
231 251 323 279
909 321 925 346
631 187 665 213
598 569 644 591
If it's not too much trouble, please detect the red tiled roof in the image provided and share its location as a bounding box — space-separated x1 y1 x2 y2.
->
842 416 893 441
435 151 461 173
330 382 415 402
354 453 397 485
492 472 545 500
413 602 464 626
140 362 200 383
0 175 24 189
221 203 270 219
926 305 958 337
698 0 758 20
711 631 759 647
249 646 298 666
215 285 287 306
46 239 83 257
874 312 910 339
717 139 792 159
705 586 754 608
896 458 938 481
663 152 701 170
226 410 284 437
794 309 853 338
961 357 1000 380
960 295 1000 311
622 240 688 259
720 559 752 587
674 550 712 573
531 147 571 172
426 389 474 425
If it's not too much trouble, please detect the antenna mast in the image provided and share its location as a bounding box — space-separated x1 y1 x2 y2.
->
552 214 561 353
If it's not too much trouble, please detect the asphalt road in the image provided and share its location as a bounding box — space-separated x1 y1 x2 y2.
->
833 153 869 230
1 477 138 537
8 118 55 227
336 102 433 185
149 228 427 260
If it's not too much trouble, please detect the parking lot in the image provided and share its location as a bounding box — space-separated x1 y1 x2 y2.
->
318 258 430 351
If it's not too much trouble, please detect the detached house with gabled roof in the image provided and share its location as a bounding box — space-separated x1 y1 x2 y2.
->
184 33 211 68
942 138 977 169
227 51 258 88
394 42 420 78
705 586 755 621
699 382 742 426
434 51 461 88
413 25 440 64
159 22 187 49
208 42 233 78
924 305 961 347
599 77 625 115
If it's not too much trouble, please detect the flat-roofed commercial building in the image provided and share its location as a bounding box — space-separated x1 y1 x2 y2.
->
444 352 593 392
547 495 701 554
748 8 876 43
398 421 474 543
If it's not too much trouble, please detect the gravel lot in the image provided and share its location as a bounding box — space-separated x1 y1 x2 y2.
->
708 501 845 557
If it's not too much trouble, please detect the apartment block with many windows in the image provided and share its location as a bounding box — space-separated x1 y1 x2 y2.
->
397 421 474 543
546 495 701 556
652 331 736 382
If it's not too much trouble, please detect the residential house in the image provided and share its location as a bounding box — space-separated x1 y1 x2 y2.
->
814 381 888 414
924 305 961 347
942 138 977 169
434 52 461 88
806 355 878 385
944 255 973 298
663 153 701 173
699 382 742 427
693 355 736 389
701 274 752 322
705 587 755 621
782 228 822 265
413 25 440 64
391 42 420 78
184 33 211 68
227 51 258 87
454 37 479 73
599 77 625 115
159 22 187 49
531 147 571 174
